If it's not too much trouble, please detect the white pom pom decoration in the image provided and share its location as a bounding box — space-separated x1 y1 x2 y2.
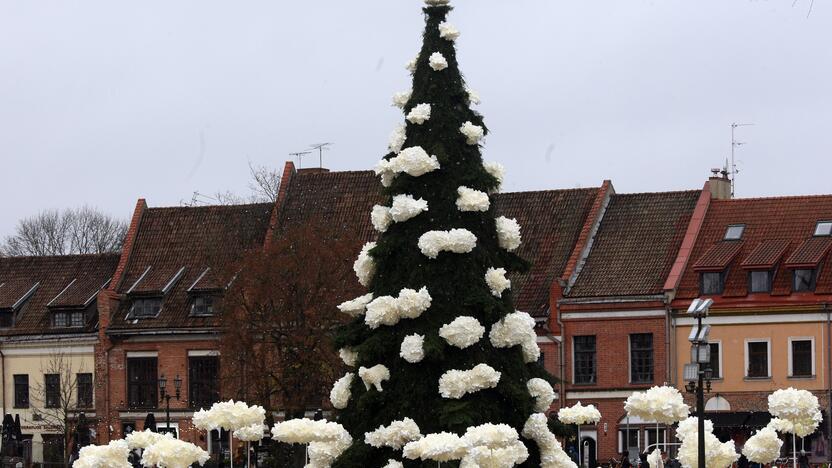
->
337 293 373 317
400 334 426 363
485 267 511 297
439 22 460 41
418 229 477 259
438 364 501 399
456 186 490 212
460 121 485 145
330 373 354 410
353 242 376 287
371 205 393 233
439 316 485 349
429 52 448 71
495 216 522 251
390 194 429 223
358 365 391 392
392 91 411 109
406 103 432 125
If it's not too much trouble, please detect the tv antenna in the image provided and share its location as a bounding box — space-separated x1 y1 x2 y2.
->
289 151 312 168
309 142 334 168
730 122 754 197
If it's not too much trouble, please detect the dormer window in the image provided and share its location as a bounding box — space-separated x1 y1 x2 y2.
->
191 295 215 317
0 308 13 328
724 224 745 241
52 310 85 328
793 269 817 292
701 271 725 295
748 270 772 293
815 221 832 237
130 298 162 319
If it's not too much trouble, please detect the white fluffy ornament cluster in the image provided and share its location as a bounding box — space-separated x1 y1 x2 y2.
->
406 103 432 125
484 161 505 192
234 423 267 442
495 216 522 251
485 267 511 298
74 439 131 468
271 419 352 468
647 448 664 468
392 91 411 109
388 124 407 154
383 460 404 468
527 378 556 412
467 88 481 106
337 293 373 317
339 347 358 366
364 417 423 450
192 400 266 432
418 229 477 258
429 52 448 71
352 242 377 287
330 373 354 409
365 287 432 329
125 429 165 450
767 387 821 437
400 334 426 363
404 432 470 462
438 22 460 41
460 423 528 467
372 205 393 233
377 146 440 181
624 385 690 424
140 437 210 468
675 417 713 442
742 426 783 464
438 363 501 399
489 311 540 363
677 427 738 468
358 364 391 392
439 316 485 349
390 194 429 222
460 121 485 145
558 401 601 425
522 413 577 468
456 186 490 212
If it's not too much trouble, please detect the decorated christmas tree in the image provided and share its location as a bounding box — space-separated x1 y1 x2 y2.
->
328 1 563 466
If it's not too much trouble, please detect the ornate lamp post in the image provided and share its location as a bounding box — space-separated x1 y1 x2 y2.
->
158 374 182 436
683 298 714 468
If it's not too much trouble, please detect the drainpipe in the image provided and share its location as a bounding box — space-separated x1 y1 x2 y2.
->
664 299 673 386
0 345 5 417
825 303 831 463
104 341 115 441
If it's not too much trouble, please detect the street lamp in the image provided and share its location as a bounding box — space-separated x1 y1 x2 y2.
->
159 374 182 436
683 298 714 468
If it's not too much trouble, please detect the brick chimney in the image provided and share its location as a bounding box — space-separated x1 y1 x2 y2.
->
708 168 732 200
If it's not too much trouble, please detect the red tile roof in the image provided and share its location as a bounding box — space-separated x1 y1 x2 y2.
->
741 240 790 269
567 191 700 298
784 237 832 268
0 254 119 335
692 242 743 271
108 203 274 332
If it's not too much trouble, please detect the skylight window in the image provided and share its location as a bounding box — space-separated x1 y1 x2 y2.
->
724 225 745 241
815 221 832 237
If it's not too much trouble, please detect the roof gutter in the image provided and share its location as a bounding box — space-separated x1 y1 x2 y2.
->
558 294 666 305
106 328 221 337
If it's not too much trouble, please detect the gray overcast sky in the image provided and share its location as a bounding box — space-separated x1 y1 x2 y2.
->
1 0 830 239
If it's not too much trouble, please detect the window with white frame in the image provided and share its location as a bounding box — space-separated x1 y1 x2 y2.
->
573 336 596 384
789 338 814 378
745 339 770 378
646 428 666 451
619 428 639 455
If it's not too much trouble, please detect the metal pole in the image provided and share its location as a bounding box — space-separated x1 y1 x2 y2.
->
793 435 797 468
578 424 582 468
697 314 705 468
229 431 234 468
165 396 171 435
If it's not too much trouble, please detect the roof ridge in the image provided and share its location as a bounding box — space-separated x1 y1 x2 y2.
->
499 187 598 196
613 189 701 197
716 193 832 202
0 252 120 261
147 202 274 211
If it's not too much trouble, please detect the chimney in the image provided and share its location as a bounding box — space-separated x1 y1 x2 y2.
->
708 168 731 200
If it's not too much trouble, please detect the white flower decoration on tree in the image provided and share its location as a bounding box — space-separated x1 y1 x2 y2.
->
484 161 505 192
495 216 522 251
439 316 485 349
460 121 485 145
406 55 419 74
527 378 556 412
438 363 501 399
460 423 528 467
365 287 432 329
742 426 782 464
271 419 352 467
429 52 448 71
485 267 511 298
141 437 210 468
392 91 411 109
523 414 577 468
126 429 165 450
75 439 131 468
390 194 429 222
234 423 266 442
364 418 423 450
371 205 393 233
467 88 481 106
329 373 354 410
359 364 391 392
406 103 432 125
456 186 490 212
308 436 352 468
388 124 407 154
337 293 373 317
376 146 440 180
383 461 404 468
624 385 690 424
418 229 477 259
400 334 426 363
339 347 358 367
489 311 540 363
403 432 470 463
439 22 460 41
558 402 601 425
768 387 822 437
353 242 377 287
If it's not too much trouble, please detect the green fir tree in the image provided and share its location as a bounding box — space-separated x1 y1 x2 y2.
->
331 1 559 466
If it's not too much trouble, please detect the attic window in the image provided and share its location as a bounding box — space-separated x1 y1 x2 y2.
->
0 309 12 328
724 225 745 241
815 221 832 237
130 298 162 319
52 310 84 328
191 295 215 317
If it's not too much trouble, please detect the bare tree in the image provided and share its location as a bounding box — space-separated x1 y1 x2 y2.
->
183 162 282 207
0 206 127 257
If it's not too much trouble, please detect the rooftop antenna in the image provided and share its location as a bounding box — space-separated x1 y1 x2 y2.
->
289 151 312 169
309 142 334 169
730 122 754 198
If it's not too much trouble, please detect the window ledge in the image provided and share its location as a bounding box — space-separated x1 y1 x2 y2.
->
571 382 597 387
787 375 816 380
744 376 771 381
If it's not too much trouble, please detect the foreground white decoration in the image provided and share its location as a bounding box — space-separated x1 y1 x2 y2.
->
339 347 358 367
359 364 391 392
558 402 601 425
271 419 352 468
523 413 577 468
390 194 429 222
484 161 505 192
365 287 432 329
330 373 354 410
484 267 511 298
406 55 419 74
676 417 714 442
392 91 411 109
388 124 407 154
406 103 432 125
467 88 481 106
460 121 485 145
768 387 821 437
460 423 528 467
489 311 540 363
429 52 448 71
353 242 377 287
372 205 393 233
141 437 209 468
400 334 426 363
403 432 470 462
418 229 477 259
365 418 423 450
677 427 738 468
439 316 485 349
495 216 522 251
742 426 783 464
337 293 374 317
648 448 664 468
527 378 556 412
234 423 266 442
456 186 490 212
75 439 131 468
192 400 265 468
438 22 460 41
383 461 404 468
624 385 690 424
125 430 165 450
438 363 501 399
376 146 441 181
